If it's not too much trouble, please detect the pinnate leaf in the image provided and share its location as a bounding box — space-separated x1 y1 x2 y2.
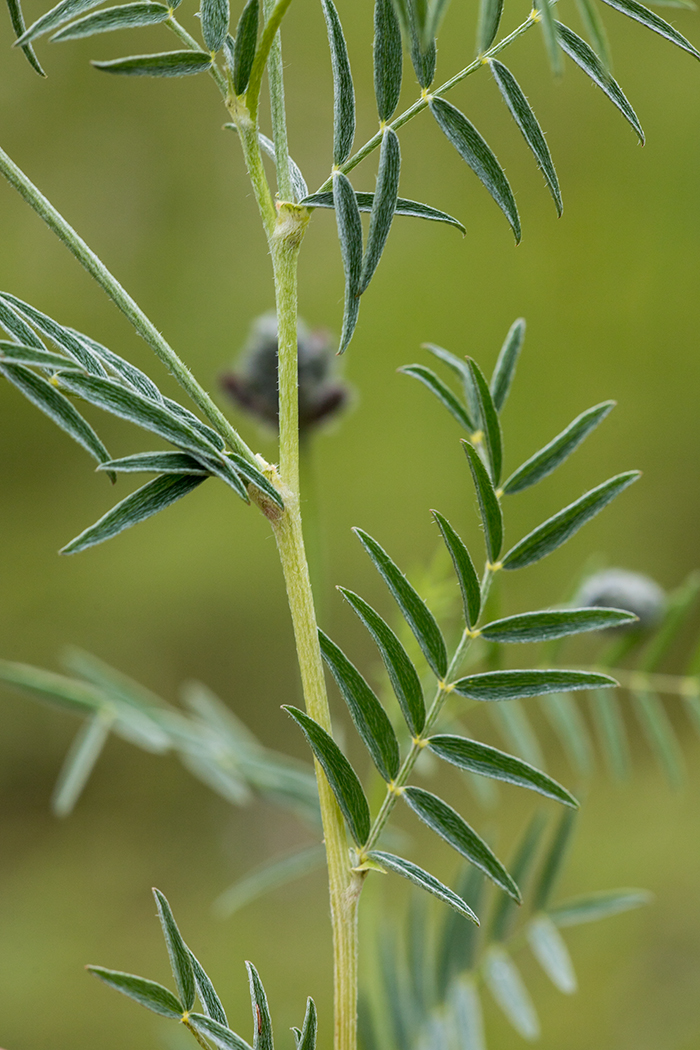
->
479 607 637 642
153 889 195 1011
365 850 479 922
399 364 474 431
247 963 273 1050
283 706 370 845
490 317 525 411
452 668 616 702
476 0 504 51
373 0 402 120
427 734 578 806
430 97 520 243
51 3 169 40
319 629 399 782
489 60 562 215
322 0 355 165
432 511 481 627
300 191 465 233
502 471 640 570
333 172 363 354
201 0 229 52
483 947 539 1039
354 528 447 678
502 401 615 495
556 22 645 142
5 0 45 72
467 357 502 485
339 588 425 736
93 50 213 76
462 439 503 564
15 0 105 44
188 1013 253 1050
61 474 207 555
359 128 401 294
87 967 183 1018
402 785 520 899
599 0 700 57
1 363 112 469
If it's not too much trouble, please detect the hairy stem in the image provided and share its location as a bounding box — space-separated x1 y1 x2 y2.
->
0 145 254 462
269 203 362 1050
166 14 228 96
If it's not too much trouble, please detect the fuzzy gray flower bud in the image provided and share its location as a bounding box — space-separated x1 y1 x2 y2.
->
220 313 349 433
574 569 666 630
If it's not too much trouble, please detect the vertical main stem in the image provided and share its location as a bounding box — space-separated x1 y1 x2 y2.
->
270 206 362 1050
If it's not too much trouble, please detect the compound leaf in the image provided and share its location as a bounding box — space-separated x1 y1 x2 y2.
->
283 706 370 845
549 888 652 926
479 607 637 642
373 0 403 120
432 510 481 627
1 363 112 469
359 128 401 294
153 889 195 1012
188 1013 253 1050
399 364 474 431
52 2 169 39
201 0 229 52
300 191 465 232
502 471 640 570
556 22 645 142
365 850 479 922
61 474 207 555
318 629 400 782
476 0 504 50
402 786 520 900
430 97 520 242
87 967 183 1018
452 668 616 702
467 357 502 485
502 401 615 495
483 947 540 1039
489 60 562 215
339 588 425 735
322 0 355 164
490 317 525 411
527 913 577 993
354 528 448 678
599 0 700 57
427 734 578 806
231 0 258 93
462 439 503 564
93 50 212 75
333 172 363 354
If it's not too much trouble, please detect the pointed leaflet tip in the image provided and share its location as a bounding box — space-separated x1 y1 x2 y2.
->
153 888 195 1011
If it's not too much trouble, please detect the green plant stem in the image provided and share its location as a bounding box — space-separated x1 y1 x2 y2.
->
314 12 538 194
0 144 255 462
246 0 295 123
363 628 474 853
239 180 359 1048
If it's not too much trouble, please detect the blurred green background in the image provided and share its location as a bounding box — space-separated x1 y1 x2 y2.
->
1 0 699 1047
